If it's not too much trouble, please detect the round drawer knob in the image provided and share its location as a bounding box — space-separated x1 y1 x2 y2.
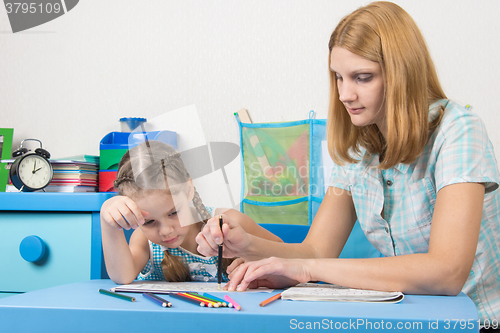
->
19 235 46 262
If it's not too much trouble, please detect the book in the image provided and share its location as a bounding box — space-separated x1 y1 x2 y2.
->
281 283 404 303
44 185 97 192
111 281 273 294
55 155 100 164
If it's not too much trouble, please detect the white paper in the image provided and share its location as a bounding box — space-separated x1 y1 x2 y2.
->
281 283 404 303
112 281 273 294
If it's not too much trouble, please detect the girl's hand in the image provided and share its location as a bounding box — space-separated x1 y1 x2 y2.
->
225 257 312 291
100 196 149 230
196 214 252 258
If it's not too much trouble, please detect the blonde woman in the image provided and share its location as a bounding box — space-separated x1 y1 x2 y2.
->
197 2 500 330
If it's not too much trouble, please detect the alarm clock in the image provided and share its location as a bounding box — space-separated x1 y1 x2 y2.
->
9 139 53 192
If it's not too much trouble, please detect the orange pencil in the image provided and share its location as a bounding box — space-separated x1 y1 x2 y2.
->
224 295 242 311
259 293 282 307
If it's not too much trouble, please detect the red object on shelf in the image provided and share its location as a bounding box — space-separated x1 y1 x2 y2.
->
99 171 117 192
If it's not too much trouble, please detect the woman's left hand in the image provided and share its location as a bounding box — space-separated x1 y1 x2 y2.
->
226 257 246 275
225 257 313 291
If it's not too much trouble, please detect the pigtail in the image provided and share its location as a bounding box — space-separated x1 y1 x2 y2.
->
161 250 192 282
191 188 212 221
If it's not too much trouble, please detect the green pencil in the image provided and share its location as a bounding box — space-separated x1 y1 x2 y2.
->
99 289 136 302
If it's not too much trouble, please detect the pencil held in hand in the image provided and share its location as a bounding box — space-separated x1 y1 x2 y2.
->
217 215 223 290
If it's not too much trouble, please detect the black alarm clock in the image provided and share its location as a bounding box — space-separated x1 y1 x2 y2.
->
9 139 53 192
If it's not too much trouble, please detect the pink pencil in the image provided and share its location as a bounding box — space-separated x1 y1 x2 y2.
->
224 295 242 311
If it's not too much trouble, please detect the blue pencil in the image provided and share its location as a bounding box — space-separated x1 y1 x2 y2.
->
143 292 172 308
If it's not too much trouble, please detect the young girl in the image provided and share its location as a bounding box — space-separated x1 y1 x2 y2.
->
100 140 282 285
196 2 500 330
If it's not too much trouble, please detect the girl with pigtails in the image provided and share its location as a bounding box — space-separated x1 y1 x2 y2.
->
100 141 282 284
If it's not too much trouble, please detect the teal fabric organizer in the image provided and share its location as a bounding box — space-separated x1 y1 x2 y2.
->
235 110 327 226
235 111 383 258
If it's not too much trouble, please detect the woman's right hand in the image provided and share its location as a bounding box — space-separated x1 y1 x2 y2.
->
196 214 252 258
100 196 148 230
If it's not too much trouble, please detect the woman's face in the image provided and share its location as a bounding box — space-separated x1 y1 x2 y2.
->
330 46 387 137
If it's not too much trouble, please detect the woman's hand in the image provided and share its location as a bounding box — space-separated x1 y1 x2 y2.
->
196 214 252 258
225 257 313 291
100 196 149 230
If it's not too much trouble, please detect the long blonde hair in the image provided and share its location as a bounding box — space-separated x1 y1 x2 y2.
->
114 141 233 282
327 1 446 168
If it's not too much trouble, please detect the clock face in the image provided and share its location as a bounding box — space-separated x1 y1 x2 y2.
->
16 154 52 190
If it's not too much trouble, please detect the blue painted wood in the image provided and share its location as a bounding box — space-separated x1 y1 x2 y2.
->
90 212 103 280
0 293 19 299
19 235 47 262
0 192 115 211
0 212 92 293
0 280 480 333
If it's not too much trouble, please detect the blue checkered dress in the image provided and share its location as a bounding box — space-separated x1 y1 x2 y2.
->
330 100 500 323
137 207 229 282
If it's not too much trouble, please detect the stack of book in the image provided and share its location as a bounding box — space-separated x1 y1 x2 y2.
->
5 155 99 193
46 155 99 192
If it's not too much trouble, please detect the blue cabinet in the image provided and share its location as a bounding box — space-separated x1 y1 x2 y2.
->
0 192 114 297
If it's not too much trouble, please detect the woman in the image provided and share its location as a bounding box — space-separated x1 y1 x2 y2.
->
196 2 500 329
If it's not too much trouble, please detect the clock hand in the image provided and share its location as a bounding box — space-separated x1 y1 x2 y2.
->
33 160 37 172
33 167 42 173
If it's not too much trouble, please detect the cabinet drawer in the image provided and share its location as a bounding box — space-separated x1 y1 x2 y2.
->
0 212 92 293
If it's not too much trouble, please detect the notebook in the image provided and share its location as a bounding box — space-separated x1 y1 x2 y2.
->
281 283 404 303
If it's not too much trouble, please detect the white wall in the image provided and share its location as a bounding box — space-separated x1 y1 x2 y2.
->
1 0 500 160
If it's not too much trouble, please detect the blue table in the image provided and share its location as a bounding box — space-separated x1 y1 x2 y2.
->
0 279 479 332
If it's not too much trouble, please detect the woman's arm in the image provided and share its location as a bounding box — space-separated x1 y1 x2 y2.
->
197 187 358 262
100 196 151 284
228 183 484 294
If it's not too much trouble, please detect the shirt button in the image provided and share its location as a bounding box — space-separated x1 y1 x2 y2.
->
385 227 389 233
386 180 393 186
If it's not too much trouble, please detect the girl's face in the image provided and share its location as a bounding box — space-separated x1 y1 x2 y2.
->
134 189 196 249
330 46 387 137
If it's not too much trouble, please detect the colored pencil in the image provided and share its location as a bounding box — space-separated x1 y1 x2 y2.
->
143 292 172 308
224 295 242 311
218 215 223 290
169 293 205 307
181 292 219 308
186 292 223 307
98 289 136 302
178 292 214 307
259 293 282 307
202 293 228 307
